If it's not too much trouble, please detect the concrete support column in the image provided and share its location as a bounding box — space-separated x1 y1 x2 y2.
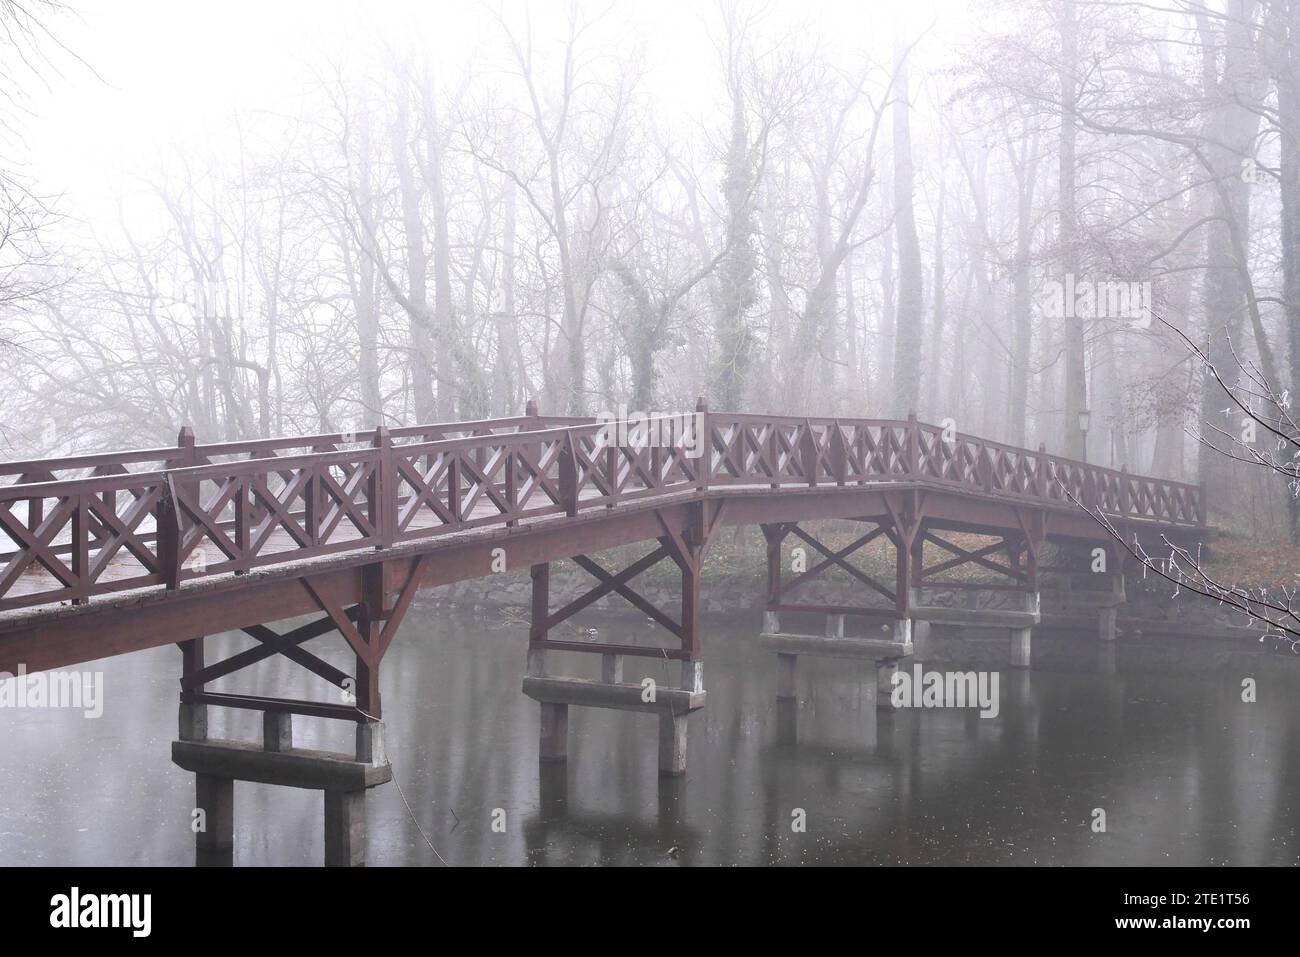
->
263 711 292 753
680 660 704 693
1098 607 1118 642
178 702 207 743
1010 626 1032 669
539 701 568 763
892 618 913 644
194 773 233 864
526 647 546 677
323 789 367 867
355 720 387 766
659 712 688 776
910 620 932 657
601 653 624 684
776 653 797 700
825 614 845 638
763 610 781 633
876 660 899 709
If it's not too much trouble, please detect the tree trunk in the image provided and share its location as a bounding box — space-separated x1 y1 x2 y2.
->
890 55 923 417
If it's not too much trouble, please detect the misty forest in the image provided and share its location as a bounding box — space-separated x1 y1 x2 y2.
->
7 0 1300 876
3 0 1300 547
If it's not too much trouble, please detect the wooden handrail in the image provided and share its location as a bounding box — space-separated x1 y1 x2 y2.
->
0 406 1206 611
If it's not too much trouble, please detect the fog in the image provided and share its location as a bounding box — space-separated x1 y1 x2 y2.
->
3 0 1298 537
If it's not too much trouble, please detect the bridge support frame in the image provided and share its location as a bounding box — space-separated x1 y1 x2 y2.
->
756 509 918 710
1043 542 1128 640
521 502 722 775
907 508 1045 669
170 560 419 866
173 733 393 866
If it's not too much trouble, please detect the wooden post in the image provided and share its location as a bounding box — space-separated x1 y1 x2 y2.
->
671 502 708 660
159 478 181 590
978 444 993 493
178 637 206 742
233 474 250 573
166 426 198 574
768 420 780 488
558 432 578 517
695 396 710 491
1026 514 1042 591
355 564 386 719
799 419 819 487
680 557 702 660
519 398 541 510
176 424 197 466
762 524 785 611
605 441 619 506
447 452 463 523
830 422 847 485
906 410 920 477
70 493 88 604
370 426 393 549
894 511 913 617
504 445 519 527
910 528 925 589
305 462 323 545
529 563 550 644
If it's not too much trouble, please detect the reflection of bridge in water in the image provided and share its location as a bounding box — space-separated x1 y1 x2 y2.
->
0 401 1207 864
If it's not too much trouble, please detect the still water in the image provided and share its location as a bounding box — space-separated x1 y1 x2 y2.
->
1 605 1297 866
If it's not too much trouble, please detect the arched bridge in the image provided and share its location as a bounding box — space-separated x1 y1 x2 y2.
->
0 402 1206 864
0 401 1203 675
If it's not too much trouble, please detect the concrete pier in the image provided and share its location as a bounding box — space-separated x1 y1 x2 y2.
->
909 588 1040 670
756 619 913 711
1097 640 1117 674
172 723 393 867
601 652 624 684
194 772 233 866
263 711 292 753
776 652 797 700
876 659 899 702
539 702 569 763
323 789 367 868
1098 606 1118 642
521 651 706 776
1042 570 1125 642
658 712 689 775
355 720 387 766
1009 626 1032 669
179 701 207 743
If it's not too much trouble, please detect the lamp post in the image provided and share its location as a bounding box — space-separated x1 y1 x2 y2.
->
1078 409 1091 463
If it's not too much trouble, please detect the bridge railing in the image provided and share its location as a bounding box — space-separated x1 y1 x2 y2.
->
701 411 1203 526
0 407 589 486
0 407 1204 612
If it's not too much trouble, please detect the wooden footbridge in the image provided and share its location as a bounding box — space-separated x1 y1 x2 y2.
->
0 401 1206 864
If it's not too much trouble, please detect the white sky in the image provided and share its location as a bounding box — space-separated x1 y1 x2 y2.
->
22 0 962 228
